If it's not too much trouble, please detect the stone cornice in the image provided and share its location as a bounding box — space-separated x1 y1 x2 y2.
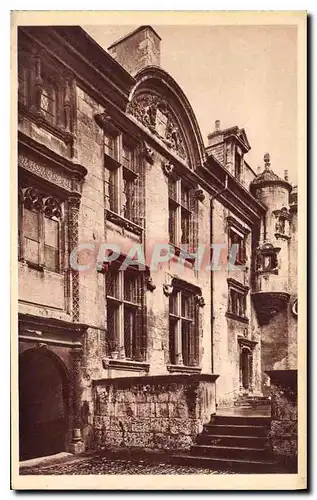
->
199 155 267 226
92 373 219 388
18 312 89 338
18 131 88 192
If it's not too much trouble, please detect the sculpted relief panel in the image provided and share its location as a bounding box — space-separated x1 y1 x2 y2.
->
127 93 189 162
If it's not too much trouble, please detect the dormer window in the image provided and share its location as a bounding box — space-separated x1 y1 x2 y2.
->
18 42 76 145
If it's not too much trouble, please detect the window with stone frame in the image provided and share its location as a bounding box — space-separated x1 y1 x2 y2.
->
227 216 249 266
168 282 199 367
106 260 146 361
18 186 62 273
227 278 249 322
104 133 143 226
229 228 246 265
168 176 197 251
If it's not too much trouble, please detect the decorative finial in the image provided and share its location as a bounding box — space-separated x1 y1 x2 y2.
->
264 152 270 169
284 170 289 181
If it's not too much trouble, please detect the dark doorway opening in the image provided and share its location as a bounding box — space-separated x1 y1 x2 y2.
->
241 347 251 391
19 347 69 461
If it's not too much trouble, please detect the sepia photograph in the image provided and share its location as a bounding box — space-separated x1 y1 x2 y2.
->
11 10 306 490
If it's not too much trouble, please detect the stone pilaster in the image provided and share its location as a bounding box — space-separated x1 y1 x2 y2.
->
69 347 85 454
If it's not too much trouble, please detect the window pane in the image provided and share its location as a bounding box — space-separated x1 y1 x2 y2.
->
44 245 59 272
124 306 136 359
168 179 177 201
104 134 117 159
181 293 194 319
169 201 177 244
169 292 178 316
44 217 59 248
40 80 56 124
181 321 191 366
122 171 135 221
169 318 177 365
122 144 132 169
106 267 120 298
181 209 190 244
107 301 119 349
23 209 39 242
25 238 39 264
124 272 140 304
181 184 191 209
235 153 241 178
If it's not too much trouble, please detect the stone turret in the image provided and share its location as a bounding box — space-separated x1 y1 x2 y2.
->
250 153 292 325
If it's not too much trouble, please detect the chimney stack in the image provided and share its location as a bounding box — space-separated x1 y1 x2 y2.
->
215 120 221 131
108 25 161 76
284 170 289 181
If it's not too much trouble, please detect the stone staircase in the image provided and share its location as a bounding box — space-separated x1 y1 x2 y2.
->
172 414 283 473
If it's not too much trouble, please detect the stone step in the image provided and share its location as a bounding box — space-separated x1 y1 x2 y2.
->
171 453 280 474
196 433 268 448
191 444 271 460
212 415 271 426
203 424 268 437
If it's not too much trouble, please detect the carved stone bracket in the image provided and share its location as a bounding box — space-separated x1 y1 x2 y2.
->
194 188 205 202
195 295 205 307
94 111 118 135
163 283 174 297
162 161 174 177
146 276 156 292
251 291 290 325
141 142 155 165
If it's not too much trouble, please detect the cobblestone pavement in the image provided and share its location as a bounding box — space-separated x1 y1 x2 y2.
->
21 454 233 475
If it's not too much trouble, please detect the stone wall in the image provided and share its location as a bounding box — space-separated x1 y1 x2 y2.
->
93 374 218 451
266 370 297 472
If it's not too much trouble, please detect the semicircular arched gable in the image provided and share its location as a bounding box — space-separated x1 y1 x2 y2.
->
127 67 206 170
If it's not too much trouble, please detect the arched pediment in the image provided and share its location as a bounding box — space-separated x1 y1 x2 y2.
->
127 66 206 170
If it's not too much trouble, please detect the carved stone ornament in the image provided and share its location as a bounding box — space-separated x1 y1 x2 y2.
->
146 276 156 292
163 284 174 297
141 142 155 165
43 197 62 219
194 188 205 202
162 161 174 177
23 187 43 211
128 93 188 161
94 112 113 132
195 295 205 307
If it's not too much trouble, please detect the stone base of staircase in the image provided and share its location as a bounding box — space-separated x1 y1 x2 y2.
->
234 394 271 409
172 414 289 474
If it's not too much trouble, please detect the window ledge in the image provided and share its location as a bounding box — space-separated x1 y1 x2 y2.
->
106 209 144 236
169 243 196 264
256 268 279 275
167 364 202 374
226 311 249 324
103 358 150 372
18 104 74 146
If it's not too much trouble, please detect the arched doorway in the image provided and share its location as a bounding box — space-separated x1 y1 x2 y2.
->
19 347 69 461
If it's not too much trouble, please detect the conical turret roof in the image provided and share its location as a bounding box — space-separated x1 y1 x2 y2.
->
250 153 292 192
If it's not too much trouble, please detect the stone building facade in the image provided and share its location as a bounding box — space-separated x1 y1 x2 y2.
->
17 25 298 460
